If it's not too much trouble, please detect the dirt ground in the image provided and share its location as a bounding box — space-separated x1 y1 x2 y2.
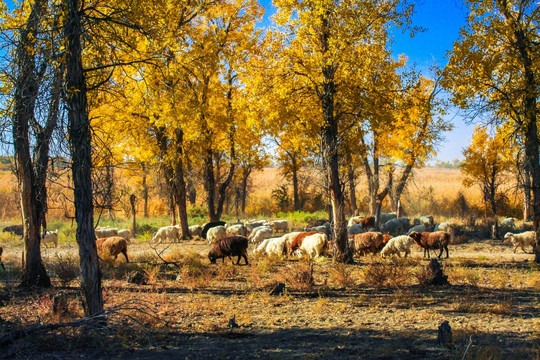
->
0 238 538 360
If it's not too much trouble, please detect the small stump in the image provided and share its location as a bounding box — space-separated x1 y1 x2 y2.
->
127 271 148 285
437 320 453 349
269 282 286 296
420 259 449 286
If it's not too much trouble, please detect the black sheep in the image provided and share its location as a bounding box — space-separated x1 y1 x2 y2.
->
201 221 226 239
208 235 248 265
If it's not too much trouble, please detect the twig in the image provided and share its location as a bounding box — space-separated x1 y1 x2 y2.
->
149 242 180 268
0 298 165 347
461 335 473 360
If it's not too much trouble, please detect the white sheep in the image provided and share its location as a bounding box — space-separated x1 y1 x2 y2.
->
298 233 328 258
265 236 288 257
117 229 131 242
253 238 272 256
267 220 289 234
434 222 457 233
207 225 227 244
95 227 118 239
189 225 203 239
380 235 416 258
151 225 180 244
43 229 58 247
248 225 272 242
504 231 536 253
281 231 302 249
250 227 273 244
348 216 363 227
226 224 248 237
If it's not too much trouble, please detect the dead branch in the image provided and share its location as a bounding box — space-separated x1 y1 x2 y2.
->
0 298 165 347
149 242 181 268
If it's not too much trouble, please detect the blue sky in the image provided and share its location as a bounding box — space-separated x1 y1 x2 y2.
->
258 0 474 162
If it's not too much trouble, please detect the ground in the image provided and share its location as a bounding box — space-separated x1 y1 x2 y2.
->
0 236 538 359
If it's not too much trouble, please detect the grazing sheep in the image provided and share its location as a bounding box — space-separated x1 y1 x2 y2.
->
265 236 289 257
380 235 416 258
419 215 434 227
117 229 131 242
266 220 289 234
207 225 227 244
434 222 457 233
246 221 265 235
347 224 365 235
289 231 319 255
2 225 23 237
249 226 273 244
152 225 180 243
298 233 328 258
504 231 536 253
201 221 226 239
253 238 272 256
281 231 302 249
350 232 389 256
348 216 375 229
500 218 518 233
381 217 410 236
208 235 249 265
226 224 248 237
95 227 118 239
43 229 58 247
407 224 431 235
189 225 203 239
379 212 397 224
409 231 450 258
304 222 332 239
96 236 129 262
306 219 329 228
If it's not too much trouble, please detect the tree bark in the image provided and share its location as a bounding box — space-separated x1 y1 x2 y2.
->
64 0 103 316
12 0 51 289
141 162 149 218
130 194 136 237
172 128 190 240
393 164 414 213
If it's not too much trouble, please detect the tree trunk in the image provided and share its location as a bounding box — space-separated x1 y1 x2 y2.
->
141 162 149 218
12 0 51 289
130 194 136 237
347 164 357 216
292 163 300 211
173 128 190 240
64 0 103 316
393 163 414 213
203 150 219 221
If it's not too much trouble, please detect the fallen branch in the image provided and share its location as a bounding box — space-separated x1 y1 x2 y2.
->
149 242 181 268
0 298 165 347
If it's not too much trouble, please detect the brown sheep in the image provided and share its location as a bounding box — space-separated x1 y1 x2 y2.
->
350 232 389 256
96 236 129 262
209 235 249 265
358 216 376 230
289 231 319 255
409 231 450 258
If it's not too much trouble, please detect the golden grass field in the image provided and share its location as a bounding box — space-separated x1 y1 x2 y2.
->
0 166 538 359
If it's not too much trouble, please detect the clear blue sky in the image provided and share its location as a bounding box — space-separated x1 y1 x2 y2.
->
258 0 474 162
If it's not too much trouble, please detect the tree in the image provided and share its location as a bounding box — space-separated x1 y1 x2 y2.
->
443 0 540 262
270 0 416 261
7 0 59 288
460 125 513 221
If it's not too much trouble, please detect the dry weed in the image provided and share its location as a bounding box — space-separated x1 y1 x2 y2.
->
280 259 314 291
52 254 80 287
362 258 411 288
328 262 356 288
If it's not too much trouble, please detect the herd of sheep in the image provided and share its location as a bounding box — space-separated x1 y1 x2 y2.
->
1 213 537 267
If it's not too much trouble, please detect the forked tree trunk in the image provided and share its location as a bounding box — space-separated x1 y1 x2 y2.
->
64 0 103 316
12 0 51 289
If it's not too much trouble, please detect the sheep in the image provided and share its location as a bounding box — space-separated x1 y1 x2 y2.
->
407 224 431 235
504 231 536 253
381 217 410 236
266 220 289 234
2 225 23 237
189 225 203 239
304 222 332 238
152 225 180 243
281 231 302 249
246 222 264 236
207 225 227 244
379 212 397 224
42 229 58 247
208 235 249 265
96 236 129 262
265 236 289 257
298 233 328 258
253 238 272 256
95 227 118 239
306 219 329 228
226 224 248 237
434 222 457 233
380 235 416 258
201 221 226 239
500 218 518 233
348 216 375 229
289 231 319 255
348 216 363 227
409 231 450 258
249 226 273 244
347 224 365 235
350 232 389 256
419 215 434 227
117 229 131 242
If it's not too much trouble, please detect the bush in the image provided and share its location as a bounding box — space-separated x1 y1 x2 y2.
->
52 254 80 286
363 258 411 288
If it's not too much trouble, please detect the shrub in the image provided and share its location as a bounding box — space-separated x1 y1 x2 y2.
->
363 258 411 288
52 254 80 286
